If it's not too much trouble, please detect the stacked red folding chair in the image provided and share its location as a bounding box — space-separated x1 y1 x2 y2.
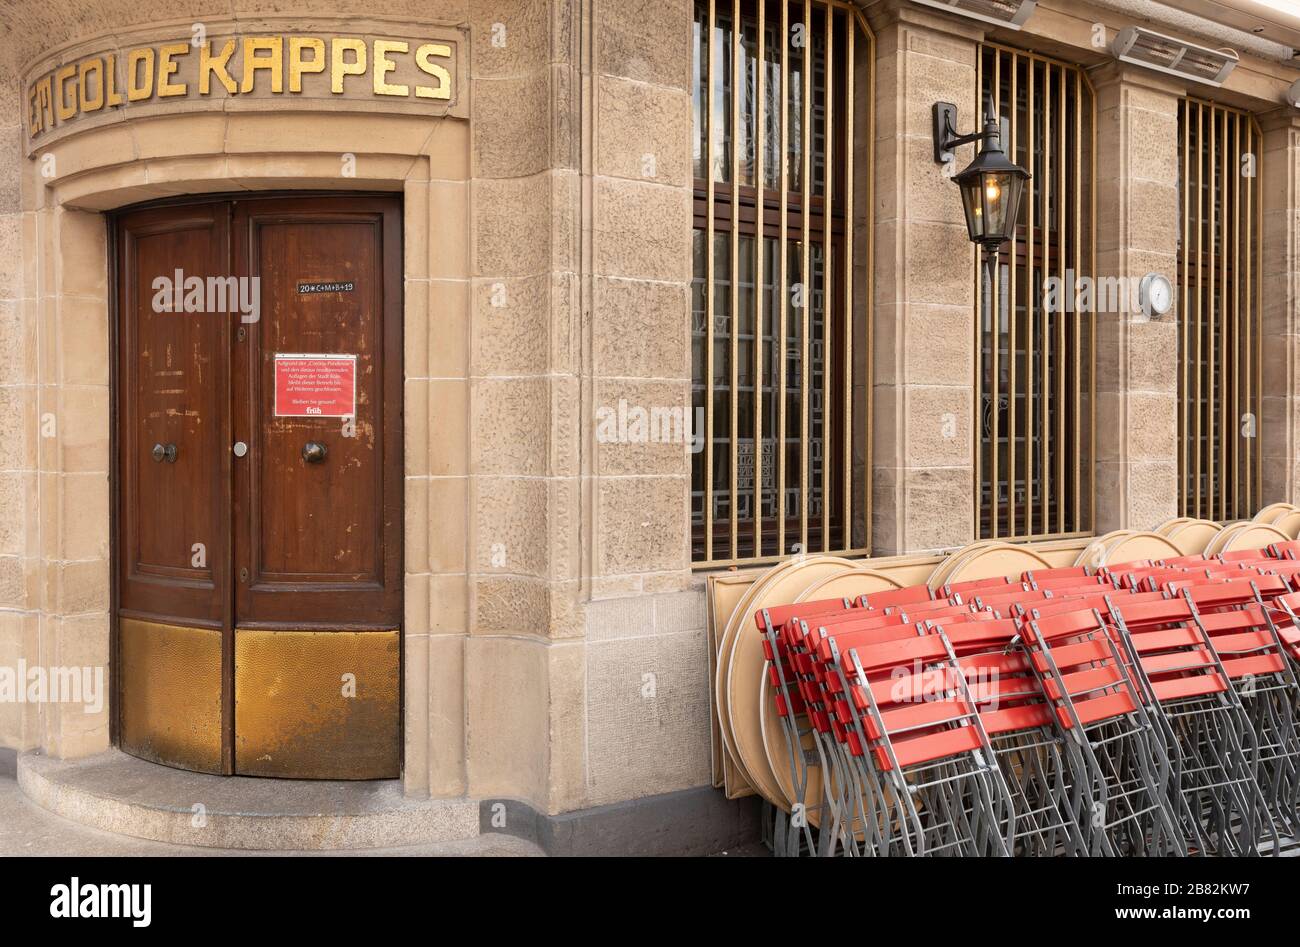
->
1190 586 1300 843
1137 566 1300 851
1019 603 1186 855
934 616 1090 856
1106 595 1271 855
837 627 1017 856
747 542 1300 856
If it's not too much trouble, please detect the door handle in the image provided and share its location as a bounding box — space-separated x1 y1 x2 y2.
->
151 443 177 463
302 441 327 464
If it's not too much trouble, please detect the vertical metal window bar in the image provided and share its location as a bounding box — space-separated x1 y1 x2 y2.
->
1176 97 1261 522
691 0 874 567
976 44 1095 541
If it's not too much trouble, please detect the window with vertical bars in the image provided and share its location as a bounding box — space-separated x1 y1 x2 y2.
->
976 44 1095 541
690 0 873 568
1177 98 1261 522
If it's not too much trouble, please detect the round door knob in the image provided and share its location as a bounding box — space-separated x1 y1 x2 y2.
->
151 443 177 463
233 441 248 458
302 441 327 464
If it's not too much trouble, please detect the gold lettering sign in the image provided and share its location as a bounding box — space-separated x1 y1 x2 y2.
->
25 33 458 142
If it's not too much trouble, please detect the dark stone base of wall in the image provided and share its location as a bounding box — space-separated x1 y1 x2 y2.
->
480 786 764 857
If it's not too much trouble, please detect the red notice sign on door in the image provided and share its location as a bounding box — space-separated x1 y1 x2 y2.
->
274 354 357 417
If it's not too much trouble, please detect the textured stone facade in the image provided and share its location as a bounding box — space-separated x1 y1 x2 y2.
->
1 0 1299 825
1091 64 1183 532
1261 111 1300 506
868 4 981 553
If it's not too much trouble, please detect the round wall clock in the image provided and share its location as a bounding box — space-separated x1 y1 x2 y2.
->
1139 272 1173 318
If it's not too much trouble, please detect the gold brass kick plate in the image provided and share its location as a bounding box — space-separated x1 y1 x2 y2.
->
119 619 224 774
234 629 400 779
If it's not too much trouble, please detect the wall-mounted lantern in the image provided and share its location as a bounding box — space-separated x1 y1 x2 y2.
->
934 94 1030 366
932 95 1030 252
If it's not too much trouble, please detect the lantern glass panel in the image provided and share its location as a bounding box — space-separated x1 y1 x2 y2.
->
961 182 985 241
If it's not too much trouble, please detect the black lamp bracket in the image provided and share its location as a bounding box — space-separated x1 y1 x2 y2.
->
932 96 1003 165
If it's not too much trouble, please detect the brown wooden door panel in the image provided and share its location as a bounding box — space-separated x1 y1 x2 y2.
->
115 205 232 625
251 220 382 581
232 198 403 627
114 194 404 777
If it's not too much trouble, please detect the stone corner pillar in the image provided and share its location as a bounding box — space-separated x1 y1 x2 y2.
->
1259 108 1300 507
867 1 983 554
1088 63 1182 533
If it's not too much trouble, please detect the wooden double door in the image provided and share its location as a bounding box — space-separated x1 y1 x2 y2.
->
113 195 403 778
